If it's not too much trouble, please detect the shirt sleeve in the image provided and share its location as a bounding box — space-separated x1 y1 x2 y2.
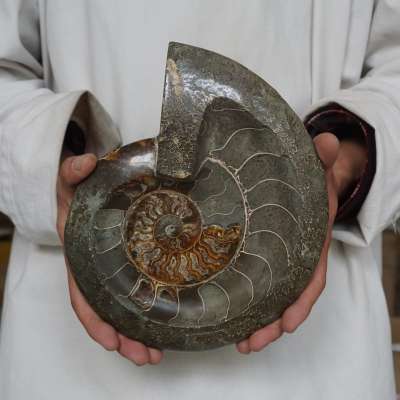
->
304 0 400 247
304 103 376 223
0 0 122 246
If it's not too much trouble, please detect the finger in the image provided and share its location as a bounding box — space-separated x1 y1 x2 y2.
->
59 153 97 188
67 268 120 351
248 319 283 352
281 229 331 333
236 339 251 354
148 347 164 365
313 132 340 170
57 154 97 242
118 334 151 366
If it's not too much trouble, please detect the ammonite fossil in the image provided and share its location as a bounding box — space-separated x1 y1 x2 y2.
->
65 42 328 351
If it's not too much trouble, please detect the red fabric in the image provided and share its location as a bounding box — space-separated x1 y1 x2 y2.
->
304 103 376 222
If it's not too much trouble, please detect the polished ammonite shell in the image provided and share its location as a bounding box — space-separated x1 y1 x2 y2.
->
64 42 328 351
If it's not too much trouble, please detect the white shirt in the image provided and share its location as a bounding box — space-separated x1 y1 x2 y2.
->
1 1 399 399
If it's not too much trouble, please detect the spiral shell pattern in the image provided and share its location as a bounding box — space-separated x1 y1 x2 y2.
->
91 99 304 329
124 190 241 286
65 42 327 350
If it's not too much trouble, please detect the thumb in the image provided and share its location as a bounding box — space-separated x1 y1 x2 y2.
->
60 153 97 187
313 132 340 170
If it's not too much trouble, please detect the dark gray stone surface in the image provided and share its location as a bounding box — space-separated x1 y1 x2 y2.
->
65 42 328 351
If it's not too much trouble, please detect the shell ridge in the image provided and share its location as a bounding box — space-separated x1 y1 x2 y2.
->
100 262 131 284
249 203 300 226
209 281 231 321
245 178 302 199
240 250 273 296
229 265 255 309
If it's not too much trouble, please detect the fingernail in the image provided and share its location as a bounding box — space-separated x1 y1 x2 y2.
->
72 157 83 171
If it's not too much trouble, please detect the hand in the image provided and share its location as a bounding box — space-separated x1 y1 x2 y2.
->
236 132 367 354
57 153 163 366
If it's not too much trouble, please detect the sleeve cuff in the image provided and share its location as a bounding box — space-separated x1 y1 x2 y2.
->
304 103 376 222
0 90 121 246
